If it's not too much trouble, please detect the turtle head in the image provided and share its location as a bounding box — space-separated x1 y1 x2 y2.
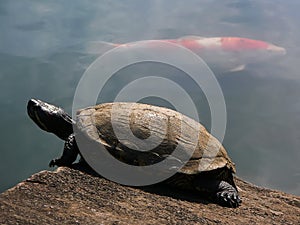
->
27 99 74 141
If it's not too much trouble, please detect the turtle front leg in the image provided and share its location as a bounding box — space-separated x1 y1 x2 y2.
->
49 134 79 167
194 179 241 208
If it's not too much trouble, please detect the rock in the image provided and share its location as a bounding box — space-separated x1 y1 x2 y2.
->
0 166 299 224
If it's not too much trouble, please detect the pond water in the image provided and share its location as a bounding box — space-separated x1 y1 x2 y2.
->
1 0 299 195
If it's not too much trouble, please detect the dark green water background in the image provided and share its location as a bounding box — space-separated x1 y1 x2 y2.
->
1 0 299 195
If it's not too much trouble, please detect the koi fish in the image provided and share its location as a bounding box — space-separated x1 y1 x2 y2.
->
167 36 286 72
75 36 286 73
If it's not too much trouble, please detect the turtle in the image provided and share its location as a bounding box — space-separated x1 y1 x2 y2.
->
27 98 241 208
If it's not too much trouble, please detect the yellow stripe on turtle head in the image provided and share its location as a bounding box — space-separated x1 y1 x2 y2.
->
34 110 49 132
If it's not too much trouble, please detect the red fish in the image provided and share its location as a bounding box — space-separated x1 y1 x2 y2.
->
165 36 286 72
78 36 286 73
166 36 285 52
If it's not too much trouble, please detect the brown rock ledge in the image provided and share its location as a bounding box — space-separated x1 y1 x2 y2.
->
0 166 299 224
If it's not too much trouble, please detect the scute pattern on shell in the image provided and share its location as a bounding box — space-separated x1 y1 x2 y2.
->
76 102 236 174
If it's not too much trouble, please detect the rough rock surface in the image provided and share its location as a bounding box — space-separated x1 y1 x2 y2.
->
0 165 299 225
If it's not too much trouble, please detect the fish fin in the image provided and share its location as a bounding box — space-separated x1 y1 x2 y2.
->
178 35 206 40
229 64 246 72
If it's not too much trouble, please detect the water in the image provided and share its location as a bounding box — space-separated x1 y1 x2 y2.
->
0 0 299 195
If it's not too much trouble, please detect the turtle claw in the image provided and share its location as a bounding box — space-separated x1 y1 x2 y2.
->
216 191 242 208
49 159 58 167
49 158 65 167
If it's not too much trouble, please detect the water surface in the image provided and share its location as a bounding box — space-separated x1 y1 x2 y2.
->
0 0 299 195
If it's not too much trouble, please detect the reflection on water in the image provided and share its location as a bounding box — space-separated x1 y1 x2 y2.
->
0 0 299 195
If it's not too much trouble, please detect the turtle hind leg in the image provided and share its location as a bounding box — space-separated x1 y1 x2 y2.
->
193 178 241 208
49 134 79 167
215 180 241 208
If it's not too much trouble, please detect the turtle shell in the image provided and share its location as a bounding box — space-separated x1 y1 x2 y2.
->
75 102 236 174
